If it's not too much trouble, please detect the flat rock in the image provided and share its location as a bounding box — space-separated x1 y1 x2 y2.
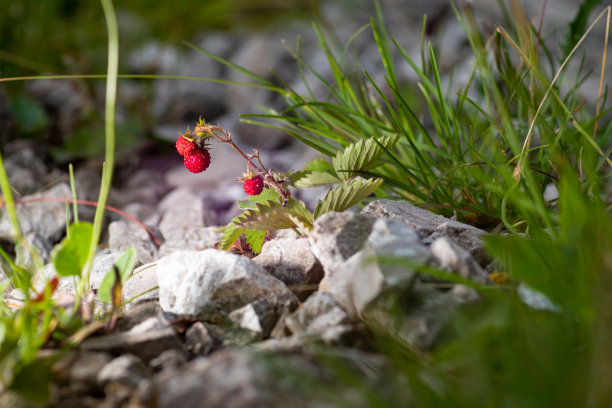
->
156 249 297 322
134 349 272 408
362 199 487 260
79 317 183 362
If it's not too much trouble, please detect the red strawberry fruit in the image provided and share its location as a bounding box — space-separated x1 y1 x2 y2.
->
176 136 197 156
184 148 211 173
243 175 264 196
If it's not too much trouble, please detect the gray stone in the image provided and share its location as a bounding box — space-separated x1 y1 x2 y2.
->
308 212 377 271
1 143 52 195
253 237 323 300
362 199 486 259
134 349 272 408
67 351 113 393
157 188 205 239
229 298 285 337
97 354 151 388
285 291 354 343
184 321 217 356
108 220 158 265
430 236 491 285
311 213 432 316
80 317 183 362
149 349 188 372
0 183 71 243
158 226 222 258
122 262 159 309
364 285 460 349
156 249 297 321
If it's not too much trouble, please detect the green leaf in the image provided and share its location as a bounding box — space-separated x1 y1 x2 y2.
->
561 0 603 59
315 178 383 218
97 247 138 304
303 157 336 173
52 222 93 277
294 171 341 188
332 134 399 180
244 229 267 254
237 187 281 209
233 198 314 231
219 224 245 251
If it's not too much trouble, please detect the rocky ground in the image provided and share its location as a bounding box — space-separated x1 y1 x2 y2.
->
0 0 602 407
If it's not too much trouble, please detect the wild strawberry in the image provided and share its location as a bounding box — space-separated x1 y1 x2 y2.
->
243 175 264 196
184 148 211 173
176 136 197 156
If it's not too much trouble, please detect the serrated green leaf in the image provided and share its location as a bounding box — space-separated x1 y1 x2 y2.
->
233 198 314 230
244 229 267 254
98 247 137 303
332 134 399 180
304 157 336 173
219 224 245 250
294 171 341 188
237 187 281 209
315 178 384 218
52 222 93 277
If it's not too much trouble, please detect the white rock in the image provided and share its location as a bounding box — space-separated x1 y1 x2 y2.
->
156 249 296 321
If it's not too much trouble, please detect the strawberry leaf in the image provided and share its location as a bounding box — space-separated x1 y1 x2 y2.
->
233 198 314 230
294 171 341 188
219 224 245 251
244 229 267 254
332 134 399 180
315 177 384 218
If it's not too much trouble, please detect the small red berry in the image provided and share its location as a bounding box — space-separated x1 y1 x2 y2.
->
243 175 264 196
184 148 211 173
176 136 197 156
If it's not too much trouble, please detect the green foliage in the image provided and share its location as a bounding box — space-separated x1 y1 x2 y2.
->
51 222 93 277
562 0 605 59
314 177 383 217
97 247 138 303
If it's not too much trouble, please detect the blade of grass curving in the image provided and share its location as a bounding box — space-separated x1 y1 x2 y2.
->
0 154 21 239
363 70 434 182
428 44 454 148
69 163 79 224
182 41 278 89
81 0 119 299
371 0 398 91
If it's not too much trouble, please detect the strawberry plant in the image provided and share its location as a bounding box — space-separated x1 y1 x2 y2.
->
176 118 388 253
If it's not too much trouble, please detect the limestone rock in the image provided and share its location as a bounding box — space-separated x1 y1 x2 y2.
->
97 354 151 389
157 188 205 239
80 317 183 362
156 249 297 321
134 349 272 408
122 262 159 310
253 237 323 300
362 199 486 260
108 220 158 265
158 226 222 258
285 291 354 343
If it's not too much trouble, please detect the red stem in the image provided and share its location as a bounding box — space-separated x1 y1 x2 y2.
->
8 197 162 247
